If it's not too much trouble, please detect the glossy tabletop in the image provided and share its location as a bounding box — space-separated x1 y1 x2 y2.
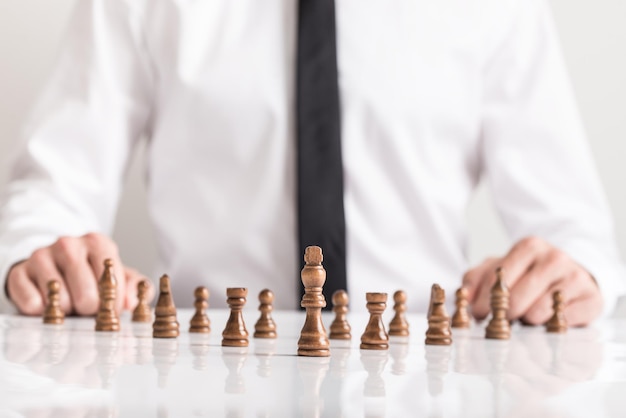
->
1 309 625 417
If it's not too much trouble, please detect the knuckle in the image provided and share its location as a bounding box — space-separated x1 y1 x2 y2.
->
73 290 99 315
84 232 118 257
19 298 42 316
29 248 50 266
517 236 544 252
54 236 84 263
545 249 569 267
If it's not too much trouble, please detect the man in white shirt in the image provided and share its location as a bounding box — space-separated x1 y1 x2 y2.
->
0 0 624 323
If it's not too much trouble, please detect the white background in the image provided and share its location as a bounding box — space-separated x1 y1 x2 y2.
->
0 1 625 293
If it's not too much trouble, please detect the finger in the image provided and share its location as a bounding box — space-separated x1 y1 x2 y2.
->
508 249 572 319
26 248 72 314
462 257 499 302
6 263 44 316
123 268 151 310
50 237 99 316
563 292 603 327
83 233 125 313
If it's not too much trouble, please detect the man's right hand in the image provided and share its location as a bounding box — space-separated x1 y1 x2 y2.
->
6 233 153 316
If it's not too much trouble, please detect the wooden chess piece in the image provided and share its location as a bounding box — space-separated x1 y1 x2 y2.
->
329 289 351 340
546 290 567 333
451 287 471 329
132 279 152 323
254 288 277 338
95 259 120 332
189 286 211 334
222 287 249 346
152 274 180 338
485 267 511 340
297 246 330 357
388 290 409 337
360 292 389 350
43 279 64 324
425 284 452 345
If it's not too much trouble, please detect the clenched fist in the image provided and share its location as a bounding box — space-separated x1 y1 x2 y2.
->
463 236 603 326
6 233 154 316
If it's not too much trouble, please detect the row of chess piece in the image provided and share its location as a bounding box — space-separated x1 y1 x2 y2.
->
41 246 568 355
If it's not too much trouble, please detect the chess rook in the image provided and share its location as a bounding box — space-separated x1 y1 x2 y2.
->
95 259 120 332
360 292 389 350
222 287 249 347
425 284 452 345
254 289 277 339
153 275 180 338
329 289 351 340
546 290 567 333
43 280 64 325
451 287 471 329
189 286 211 334
485 267 511 340
132 279 152 323
388 290 409 337
297 246 330 357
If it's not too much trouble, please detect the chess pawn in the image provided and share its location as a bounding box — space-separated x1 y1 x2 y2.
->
132 279 152 323
546 290 567 333
222 287 249 347
297 246 330 357
425 284 452 345
95 259 120 332
153 274 180 338
43 280 64 325
329 289 351 340
190 286 211 334
360 292 389 350
388 290 409 337
451 287 471 329
485 268 511 340
254 289 277 338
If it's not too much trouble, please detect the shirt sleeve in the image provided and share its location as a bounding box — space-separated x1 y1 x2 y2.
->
0 0 154 313
479 0 626 316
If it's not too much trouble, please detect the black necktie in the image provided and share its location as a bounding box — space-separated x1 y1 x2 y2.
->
296 0 347 306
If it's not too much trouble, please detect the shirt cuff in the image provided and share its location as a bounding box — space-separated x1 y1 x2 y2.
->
559 239 626 318
0 235 58 314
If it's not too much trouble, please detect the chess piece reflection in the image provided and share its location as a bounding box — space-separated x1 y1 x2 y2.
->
451 287 470 329
43 280 64 325
254 338 277 378
222 347 248 394
222 288 249 347
153 275 180 338
329 290 351 340
190 286 211 334
360 293 389 350
254 289 277 338
388 290 409 336
132 279 152 323
425 284 452 345
95 332 120 389
360 350 389 398
298 246 330 357
189 334 211 371
153 339 179 388
485 268 511 340
545 290 567 333
389 340 409 375
297 356 330 418
95 259 120 332
425 345 451 397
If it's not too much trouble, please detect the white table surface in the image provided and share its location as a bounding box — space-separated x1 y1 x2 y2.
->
1 309 625 418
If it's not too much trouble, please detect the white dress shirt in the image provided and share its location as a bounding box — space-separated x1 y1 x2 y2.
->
1 0 624 313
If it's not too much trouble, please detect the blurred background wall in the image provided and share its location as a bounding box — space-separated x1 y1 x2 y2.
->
0 0 625 310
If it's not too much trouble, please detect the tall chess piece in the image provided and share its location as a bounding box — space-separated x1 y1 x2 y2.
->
485 267 511 340
132 279 152 323
254 289 277 338
451 287 471 329
43 280 64 324
388 290 409 337
329 289 351 340
152 275 180 338
425 284 452 345
297 246 330 357
95 259 120 332
546 290 567 333
360 292 389 350
189 286 211 334
222 287 249 347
